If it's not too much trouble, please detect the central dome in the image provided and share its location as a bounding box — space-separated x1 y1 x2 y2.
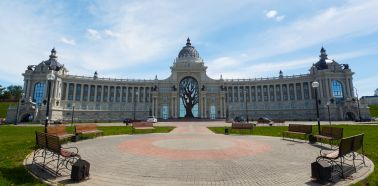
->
178 38 200 59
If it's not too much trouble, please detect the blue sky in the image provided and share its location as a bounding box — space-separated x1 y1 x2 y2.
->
0 0 377 96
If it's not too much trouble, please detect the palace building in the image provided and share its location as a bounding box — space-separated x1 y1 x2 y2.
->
7 38 371 123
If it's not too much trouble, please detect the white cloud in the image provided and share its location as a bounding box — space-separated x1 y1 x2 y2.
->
242 1 378 62
265 10 284 21
276 15 285 22
104 29 121 38
59 37 76 45
265 10 277 18
207 49 374 80
86 28 101 40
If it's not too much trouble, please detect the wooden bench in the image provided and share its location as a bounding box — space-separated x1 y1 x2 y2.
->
75 124 103 137
282 124 312 140
231 122 253 130
313 126 343 146
132 122 154 134
32 132 80 176
47 125 74 140
316 133 365 178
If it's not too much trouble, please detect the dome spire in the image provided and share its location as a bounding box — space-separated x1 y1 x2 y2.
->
186 37 191 46
319 46 328 60
49 47 57 59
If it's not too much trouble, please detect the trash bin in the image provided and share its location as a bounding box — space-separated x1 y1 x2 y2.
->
224 128 229 135
311 160 331 183
309 135 317 144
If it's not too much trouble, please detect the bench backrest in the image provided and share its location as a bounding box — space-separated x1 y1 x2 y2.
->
75 124 98 133
352 133 364 152
321 126 343 139
47 125 68 136
288 124 312 134
46 133 61 154
35 132 61 154
35 131 47 149
338 133 364 158
132 122 153 128
232 122 253 129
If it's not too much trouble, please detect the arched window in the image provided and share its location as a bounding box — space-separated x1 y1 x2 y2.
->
332 80 343 98
33 82 45 106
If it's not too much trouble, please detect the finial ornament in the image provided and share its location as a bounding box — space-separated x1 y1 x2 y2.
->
49 48 57 59
186 37 191 46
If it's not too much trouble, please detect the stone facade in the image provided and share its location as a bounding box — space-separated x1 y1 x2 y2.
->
8 39 371 123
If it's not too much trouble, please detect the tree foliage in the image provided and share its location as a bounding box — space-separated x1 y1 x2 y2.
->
179 77 199 118
0 85 23 100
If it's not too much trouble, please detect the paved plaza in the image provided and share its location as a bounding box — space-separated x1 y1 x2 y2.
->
24 122 374 186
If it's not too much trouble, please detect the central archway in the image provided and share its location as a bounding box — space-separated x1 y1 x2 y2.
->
179 76 199 118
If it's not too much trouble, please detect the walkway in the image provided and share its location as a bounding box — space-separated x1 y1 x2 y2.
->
24 122 374 186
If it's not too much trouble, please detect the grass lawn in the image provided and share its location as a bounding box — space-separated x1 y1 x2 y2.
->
369 105 378 118
0 125 174 185
0 102 16 118
208 125 378 185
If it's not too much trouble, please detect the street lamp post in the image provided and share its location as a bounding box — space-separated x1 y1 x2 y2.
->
71 103 75 127
45 71 55 133
326 101 331 125
245 89 249 123
354 87 362 121
312 81 321 134
133 92 139 120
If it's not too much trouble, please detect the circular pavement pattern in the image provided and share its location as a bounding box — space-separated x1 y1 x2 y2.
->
118 135 271 160
24 122 374 186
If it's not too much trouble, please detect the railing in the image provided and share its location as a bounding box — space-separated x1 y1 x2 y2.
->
223 74 311 82
65 75 155 82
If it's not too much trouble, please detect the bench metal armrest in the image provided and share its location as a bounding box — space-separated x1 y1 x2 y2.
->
319 147 337 156
62 146 79 155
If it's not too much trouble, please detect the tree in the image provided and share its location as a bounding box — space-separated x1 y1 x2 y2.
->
7 85 23 100
179 77 199 118
0 85 5 98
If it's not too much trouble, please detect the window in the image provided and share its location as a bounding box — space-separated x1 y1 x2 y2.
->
239 87 244 102
233 87 238 102
228 87 232 102
128 87 132 102
282 84 288 101
145 87 150 102
269 85 275 101
83 85 88 101
289 84 295 100
90 85 95 101
246 87 250 102
257 86 262 101
75 84 81 101
96 86 102 102
116 87 121 102
103 86 108 102
303 82 309 99
122 87 127 102
296 83 302 100
139 87 144 102
275 85 281 101
263 86 268 101
332 80 343 98
33 82 45 106
251 86 256 102
109 86 115 102
68 83 74 100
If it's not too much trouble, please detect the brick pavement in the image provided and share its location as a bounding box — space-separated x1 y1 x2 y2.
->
24 122 374 186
